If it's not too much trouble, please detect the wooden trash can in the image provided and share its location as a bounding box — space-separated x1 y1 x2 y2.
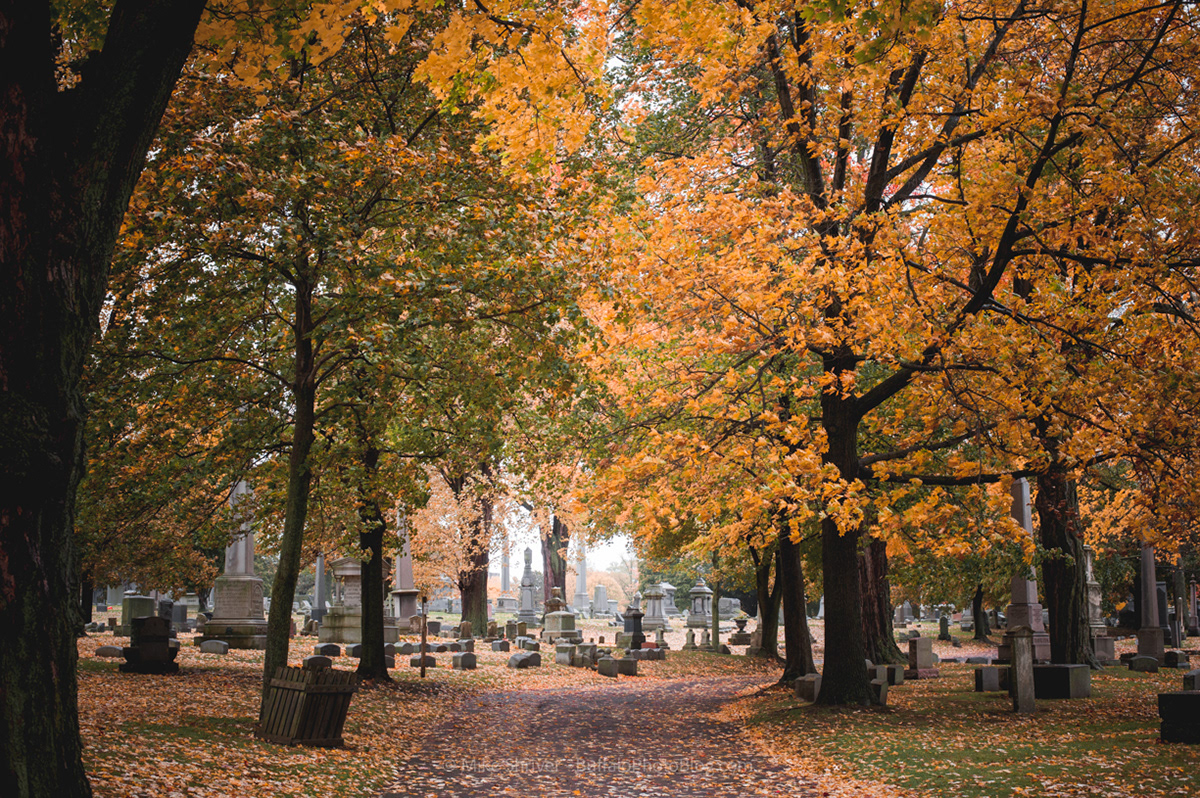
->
256 665 359 747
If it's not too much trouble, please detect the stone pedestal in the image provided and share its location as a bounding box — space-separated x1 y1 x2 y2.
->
687 578 713 629
642 584 671 631
542 610 582 643
997 577 1051 663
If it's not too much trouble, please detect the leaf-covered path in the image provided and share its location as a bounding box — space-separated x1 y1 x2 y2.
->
376 676 817 798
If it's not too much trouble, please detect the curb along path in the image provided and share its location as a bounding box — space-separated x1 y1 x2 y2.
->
376 676 818 798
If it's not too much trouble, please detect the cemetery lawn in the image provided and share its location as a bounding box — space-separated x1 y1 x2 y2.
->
738 661 1200 798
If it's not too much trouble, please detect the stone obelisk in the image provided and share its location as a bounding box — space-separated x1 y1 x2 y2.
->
198 480 267 649
390 520 420 622
1137 543 1165 662
999 478 1050 662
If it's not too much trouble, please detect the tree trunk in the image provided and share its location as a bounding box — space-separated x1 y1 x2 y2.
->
356 496 391 682
458 492 491 635
541 513 568 603
750 543 782 659
79 572 95 629
1036 468 1098 666
0 3 204 795
972 583 992 642
262 276 317 689
779 525 816 680
816 386 872 705
859 537 904 664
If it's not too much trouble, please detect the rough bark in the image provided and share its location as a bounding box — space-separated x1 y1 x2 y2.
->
0 3 204 795
1036 468 1098 666
860 537 905 665
262 275 317 689
972 583 992 642
79 572 95 628
541 513 568 604
749 543 782 659
779 525 816 680
356 495 391 682
458 492 491 635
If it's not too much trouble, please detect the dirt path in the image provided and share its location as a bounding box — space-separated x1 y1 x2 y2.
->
375 676 818 798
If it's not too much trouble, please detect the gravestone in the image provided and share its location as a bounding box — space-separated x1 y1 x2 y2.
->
117 594 155 637
459 621 472 639
314 643 341 656
542 589 583 643
199 640 229 655
390 525 420 622
975 666 1004 692
319 556 399 645
95 646 123 658
507 651 541 669
1158 691 1200 743
1033 664 1091 699
624 594 646 650
120 616 179 674
505 619 518 640
682 629 697 651
516 548 542 628
592 585 612 618
1185 669 1200 691
197 480 268 649
905 637 938 679
938 616 951 642
1130 655 1160 673
452 652 477 670
717 597 742 619
642 584 671 631
492 640 511 652
794 674 821 702
1009 626 1035 714
617 655 638 676
304 655 332 670
410 654 436 668
662 582 681 617
687 578 713 629
728 618 752 646
597 655 619 677
1137 544 1166 663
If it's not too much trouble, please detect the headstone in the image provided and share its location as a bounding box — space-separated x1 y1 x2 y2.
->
870 677 888 705
516 621 527 637
458 639 475 653
390 525 421 622
642 584 671 631
458 621 472 639
120 616 179 674
1138 544 1166 663
894 605 908 629
505 619 518 640
520 638 540 651
938 616 951 642
492 640 510 652
1130 655 1160 673
597 655 619 677
347 644 363 658
199 640 229 655
516 548 541 628
794 674 821 702
319 556 399 645
662 582 681 617
410 654 436 668
905 637 938 678
717 597 742 619
592 585 611 618
624 596 646 650
997 479 1051 663
555 642 577 665
303 655 332 670
975 666 1003 692
687 578 714 628
410 615 424 635
452 652 477 670
1033 664 1091 699
507 651 541 669
1159 691 1200 743
117 594 155 636
1184 669 1200 691
682 629 697 651
573 543 590 617
617 655 638 676
1009 626 1035 714
197 480 268 649
95 646 123 658
315 643 341 656
397 642 414 655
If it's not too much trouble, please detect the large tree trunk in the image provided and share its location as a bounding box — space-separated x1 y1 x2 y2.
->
356 496 391 682
972 583 992 642
817 387 872 705
79 571 95 629
262 276 316 689
860 537 904 665
779 525 816 680
750 543 781 659
458 492 491 635
541 513 568 603
1036 467 1098 666
0 3 204 795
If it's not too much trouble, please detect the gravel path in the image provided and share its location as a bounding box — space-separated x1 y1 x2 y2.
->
376 676 817 798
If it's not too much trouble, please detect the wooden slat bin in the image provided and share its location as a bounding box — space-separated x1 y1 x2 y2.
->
256 665 359 747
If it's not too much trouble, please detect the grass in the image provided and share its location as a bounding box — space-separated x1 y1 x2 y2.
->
739 661 1200 797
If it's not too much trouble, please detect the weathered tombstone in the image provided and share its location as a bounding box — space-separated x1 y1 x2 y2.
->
1185 669 1200 691
117 594 155 636
1158 692 1200 743
616 655 638 676
315 643 341 657
597 654 619 678
624 594 646 650
507 651 541 669
485 621 498 639
120 616 180 674
303 655 332 670
347 644 363 658
682 629 697 651
1138 544 1166 663
1165 650 1190 669
397 642 414 655
1130 655 1160 673
870 677 888 705
555 642 576 666
410 654 436 668
198 481 269 649
517 621 527 637
699 628 711 650
516 547 542 628
492 640 511 652
794 674 822 702
938 616 951 642
687 578 714 629
905 637 938 679
199 639 229 655
642 584 671 631
1009 626 1035 714
452 652 477 670
1033 664 1091 699
975 666 1003 692
459 621 472 639
95 645 123 658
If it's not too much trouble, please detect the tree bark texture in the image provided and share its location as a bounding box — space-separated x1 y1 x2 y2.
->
262 276 316 689
458 493 491 635
972 583 992 641
859 537 904 664
356 496 391 681
0 3 204 795
779 526 816 680
1036 469 1098 666
750 543 781 658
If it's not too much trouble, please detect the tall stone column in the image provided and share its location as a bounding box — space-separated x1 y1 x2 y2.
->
1138 543 1165 662
312 552 327 623
198 480 267 649
517 547 542 627
390 520 419 622
573 541 590 616
1000 478 1050 662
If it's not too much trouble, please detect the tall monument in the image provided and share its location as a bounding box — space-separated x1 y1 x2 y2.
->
197 480 267 649
573 541 590 616
517 547 541 627
496 537 518 612
999 478 1050 662
390 520 420 622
